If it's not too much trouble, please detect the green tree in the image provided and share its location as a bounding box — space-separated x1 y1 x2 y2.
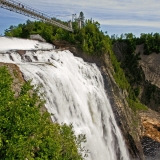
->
4 15 112 55
0 66 87 160
79 11 85 27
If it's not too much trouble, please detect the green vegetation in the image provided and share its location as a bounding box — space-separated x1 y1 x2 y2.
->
111 32 160 55
109 49 147 112
139 33 160 54
0 66 87 160
4 13 149 112
127 99 148 112
111 32 160 110
109 50 130 90
77 19 112 55
4 12 111 55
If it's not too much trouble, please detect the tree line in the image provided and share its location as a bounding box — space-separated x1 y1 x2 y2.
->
4 12 111 56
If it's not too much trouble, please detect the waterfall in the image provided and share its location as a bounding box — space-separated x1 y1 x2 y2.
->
0 48 130 160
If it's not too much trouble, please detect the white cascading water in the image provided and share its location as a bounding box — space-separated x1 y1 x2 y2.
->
0 48 130 160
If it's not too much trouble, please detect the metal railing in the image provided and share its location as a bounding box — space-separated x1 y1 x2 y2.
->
0 0 73 32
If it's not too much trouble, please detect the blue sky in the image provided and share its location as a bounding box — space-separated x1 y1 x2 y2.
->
0 0 160 37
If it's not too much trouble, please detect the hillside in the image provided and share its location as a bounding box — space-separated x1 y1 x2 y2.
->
112 34 160 159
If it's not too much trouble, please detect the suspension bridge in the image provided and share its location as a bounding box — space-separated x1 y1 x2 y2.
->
0 0 73 32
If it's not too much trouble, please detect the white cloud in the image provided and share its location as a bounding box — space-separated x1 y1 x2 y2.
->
1 0 160 35
23 0 160 22
99 19 160 28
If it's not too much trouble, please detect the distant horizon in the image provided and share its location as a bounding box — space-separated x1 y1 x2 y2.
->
0 0 160 37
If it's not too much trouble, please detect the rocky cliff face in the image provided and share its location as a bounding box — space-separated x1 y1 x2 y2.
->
136 44 160 89
140 109 160 142
53 42 145 159
0 62 24 96
136 44 160 112
101 54 145 160
140 110 160 159
113 41 160 159
113 42 160 112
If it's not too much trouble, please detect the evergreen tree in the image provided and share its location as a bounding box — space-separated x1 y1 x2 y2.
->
79 11 85 27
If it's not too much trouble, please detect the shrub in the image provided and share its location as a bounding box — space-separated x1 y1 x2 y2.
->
0 66 87 159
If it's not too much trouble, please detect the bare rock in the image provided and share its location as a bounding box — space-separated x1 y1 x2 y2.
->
0 62 24 97
140 109 160 142
16 50 26 55
139 53 160 88
30 34 46 42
